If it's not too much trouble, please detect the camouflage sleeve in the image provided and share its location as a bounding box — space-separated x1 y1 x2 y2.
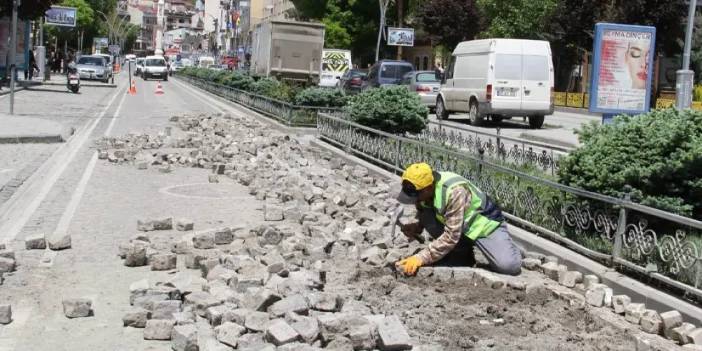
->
416 186 469 265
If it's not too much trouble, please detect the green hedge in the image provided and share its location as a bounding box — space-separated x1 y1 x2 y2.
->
294 87 347 107
558 108 702 219
345 86 428 134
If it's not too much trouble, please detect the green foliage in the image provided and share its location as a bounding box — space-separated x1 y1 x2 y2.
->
0 0 57 20
294 87 347 107
250 77 297 102
559 109 702 219
418 0 482 50
221 71 255 91
322 18 352 49
345 87 428 134
478 0 557 39
60 0 94 28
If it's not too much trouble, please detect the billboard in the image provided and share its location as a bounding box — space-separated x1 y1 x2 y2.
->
589 23 656 115
387 27 414 47
45 6 77 27
0 17 30 72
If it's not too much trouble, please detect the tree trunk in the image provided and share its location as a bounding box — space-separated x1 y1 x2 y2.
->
396 0 403 60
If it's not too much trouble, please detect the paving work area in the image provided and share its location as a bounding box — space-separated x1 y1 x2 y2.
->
0 76 691 350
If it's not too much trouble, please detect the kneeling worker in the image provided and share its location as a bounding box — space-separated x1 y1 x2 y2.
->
395 163 522 276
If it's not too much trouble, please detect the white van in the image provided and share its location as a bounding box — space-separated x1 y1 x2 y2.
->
198 56 215 69
436 39 554 128
319 49 352 88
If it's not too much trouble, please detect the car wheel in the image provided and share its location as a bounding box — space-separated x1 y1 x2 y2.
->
469 100 483 126
436 98 450 120
529 115 545 129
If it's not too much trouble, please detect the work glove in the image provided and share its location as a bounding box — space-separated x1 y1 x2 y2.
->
396 255 423 276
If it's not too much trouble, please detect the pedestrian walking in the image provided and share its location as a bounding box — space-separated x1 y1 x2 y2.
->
24 50 38 80
394 163 522 276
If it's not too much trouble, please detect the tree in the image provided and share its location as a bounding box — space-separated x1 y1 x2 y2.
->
0 0 57 20
417 0 481 51
477 0 557 39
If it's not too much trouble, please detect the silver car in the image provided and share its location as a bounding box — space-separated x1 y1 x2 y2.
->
75 55 111 83
401 70 441 110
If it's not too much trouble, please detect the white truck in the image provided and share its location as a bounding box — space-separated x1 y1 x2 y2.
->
250 20 325 83
436 38 554 128
319 49 352 88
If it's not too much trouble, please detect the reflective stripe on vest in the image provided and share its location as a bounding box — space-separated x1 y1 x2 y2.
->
432 172 502 240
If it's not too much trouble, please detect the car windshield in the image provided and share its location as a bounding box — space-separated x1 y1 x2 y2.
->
77 57 105 66
380 64 413 79
350 70 366 78
416 72 439 83
146 59 165 66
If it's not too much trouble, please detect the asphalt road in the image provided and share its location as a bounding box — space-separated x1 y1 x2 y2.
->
0 70 263 350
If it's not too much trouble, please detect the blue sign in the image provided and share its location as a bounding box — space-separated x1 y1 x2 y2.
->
45 6 77 27
589 23 656 116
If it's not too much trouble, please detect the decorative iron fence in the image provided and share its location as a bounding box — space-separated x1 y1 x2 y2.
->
419 121 570 176
317 112 702 301
178 75 343 127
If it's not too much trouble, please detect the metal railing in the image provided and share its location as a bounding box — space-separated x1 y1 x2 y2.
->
178 75 343 127
420 120 570 176
316 112 702 302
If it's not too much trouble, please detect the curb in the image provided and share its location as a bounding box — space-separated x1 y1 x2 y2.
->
516 132 578 150
0 87 26 96
555 106 600 116
0 134 64 144
38 82 117 88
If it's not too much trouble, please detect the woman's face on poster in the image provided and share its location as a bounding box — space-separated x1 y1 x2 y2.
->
625 41 650 89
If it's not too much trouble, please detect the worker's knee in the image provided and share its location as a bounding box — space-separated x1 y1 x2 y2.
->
492 255 522 276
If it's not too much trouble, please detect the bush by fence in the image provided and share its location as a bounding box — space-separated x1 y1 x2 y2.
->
345 86 428 134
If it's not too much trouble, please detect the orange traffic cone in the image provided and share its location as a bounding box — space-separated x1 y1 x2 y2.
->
155 82 164 95
127 79 136 95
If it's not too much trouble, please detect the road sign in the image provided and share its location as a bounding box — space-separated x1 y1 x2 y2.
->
108 45 120 55
45 6 77 27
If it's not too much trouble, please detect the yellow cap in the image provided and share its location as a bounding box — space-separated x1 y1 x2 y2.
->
401 163 434 190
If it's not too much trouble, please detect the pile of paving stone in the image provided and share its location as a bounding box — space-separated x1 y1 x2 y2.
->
111 113 429 350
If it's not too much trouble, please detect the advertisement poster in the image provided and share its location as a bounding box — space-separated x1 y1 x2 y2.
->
45 6 77 27
387 27 414 47
589 23 656 115
0 17 30 71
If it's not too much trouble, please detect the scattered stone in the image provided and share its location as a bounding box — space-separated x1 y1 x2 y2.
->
0 257 15 273
193 231 216 249
659 310 683 338
521 258 541 270
24 233 47 250
290 315 320 343
266 318 300 346
540 262 566 280
0 304 11 324
215 322 247 347
62 298 93 318
264 204 284 221
209 174 219 183
138 217 173 231
171 324 198 351
269 294 309 317
123 309 150 328
308 292 340 312
557 271 582 288
582 275 599 289
176 218 194 231
124 243 148 267
612 295 631 314
152 300 183 320
151 253 177 271
585 284 612 307
144 319 176 340
377 315 412 351
245 311 270 332
184 291 222 317
639 310 662 335
672 323 696 344
47 232 71 250
214 227 234 245
625 303 647 324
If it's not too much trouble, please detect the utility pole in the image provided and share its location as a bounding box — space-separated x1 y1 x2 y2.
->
676 0 697 109
9 0 20 115
375 0 390 62
396 0 402 60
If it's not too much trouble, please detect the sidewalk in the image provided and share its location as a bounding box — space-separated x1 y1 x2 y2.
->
0 113 71 143
38 72 118 88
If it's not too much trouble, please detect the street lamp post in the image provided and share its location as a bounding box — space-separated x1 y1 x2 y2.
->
676 0 697 109
9 0 20 115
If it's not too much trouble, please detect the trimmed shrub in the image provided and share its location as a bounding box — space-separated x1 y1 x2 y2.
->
294 87 347 107
558 108 702 219
345 86 428 134
250 77 297 102
221 71 255 91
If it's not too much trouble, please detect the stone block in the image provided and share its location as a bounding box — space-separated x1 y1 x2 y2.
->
152 300 182 320
308 292 340 312
640 310 662 335
377 315 412 351
62 298 93 318
171 324 198 351
173 311 196 326
264 204 284 221
0 257 15 273
193 231 216 249
244 288 281 312
184 291 221 317
585 284 612 307
206 305 229 326
215 322 247 347
612 295 631 314
540 262 566 280
0 304 11 324
557 271 582 288
208 174 219 183
672 323 696 344
269 294 309 317
625 303 647 324
660 310 683 338
290 315 320 343
151 253 177 271
138 217 173 231
123 308 150 328
25 233 46 250
266 318 300 346
476 270 504 289
214 227 234 245
0 250 14 260
245 311 270 332
124 242 148 267
522 258 541 270
47 232 71 250
144 319 175 340
176 218 194 231
223 308 250 326
583 275 599 290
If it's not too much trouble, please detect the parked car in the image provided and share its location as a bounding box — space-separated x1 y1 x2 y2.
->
142 55 168 81
401 70 440 110
338 69 366 94
135 58 145 75
75 55 112 83
436 38 554 128
362 60 414 90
